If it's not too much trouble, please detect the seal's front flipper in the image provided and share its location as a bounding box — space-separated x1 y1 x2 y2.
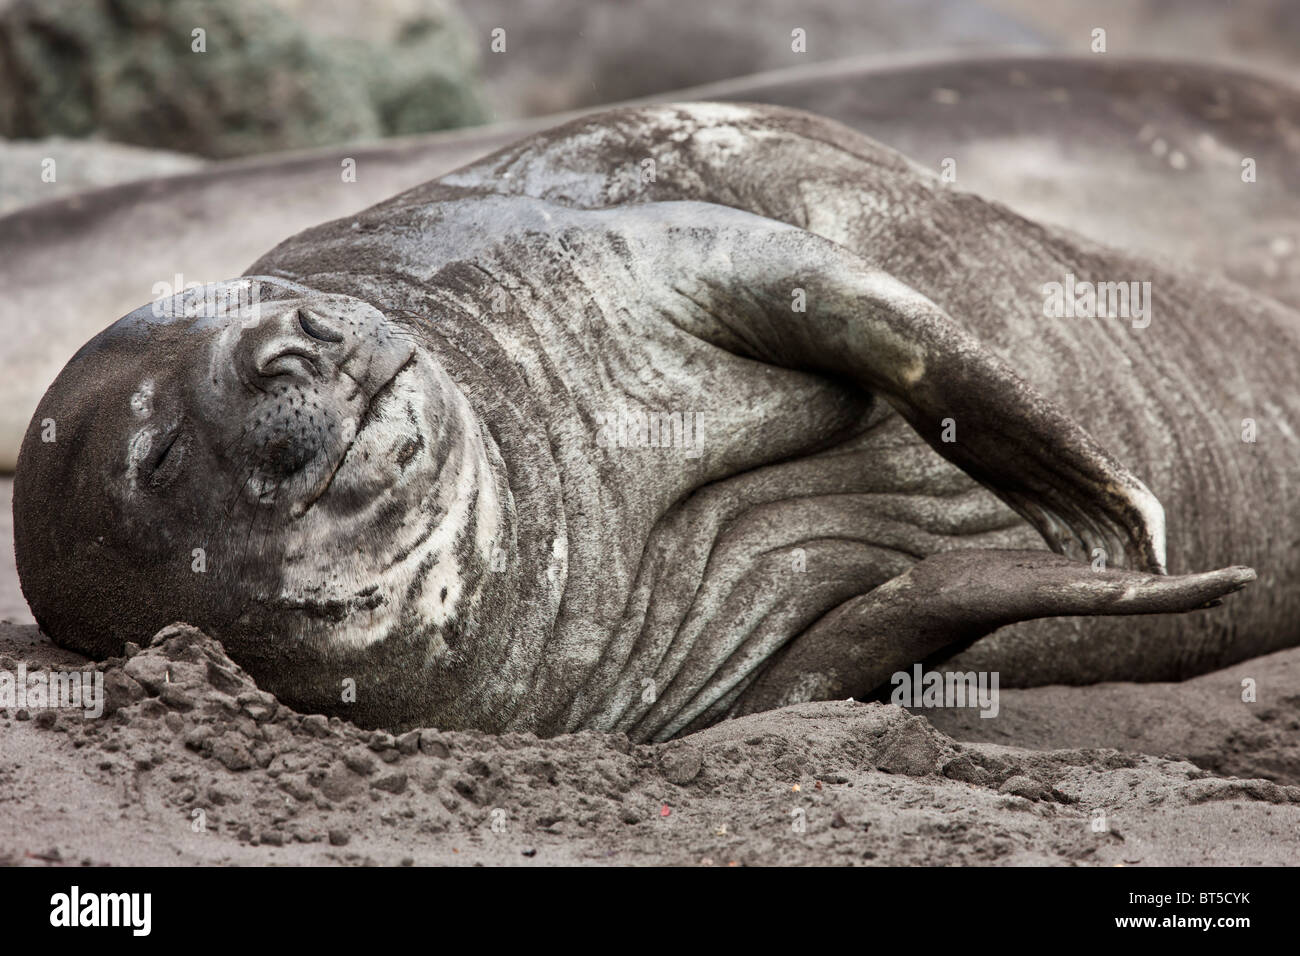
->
733 550 1256 716
626 203 1167 572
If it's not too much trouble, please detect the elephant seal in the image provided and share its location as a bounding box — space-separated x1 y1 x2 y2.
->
3 53 1298 473
13 103 1293 742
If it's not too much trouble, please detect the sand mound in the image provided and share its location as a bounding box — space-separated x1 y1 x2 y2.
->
3 621 1297 866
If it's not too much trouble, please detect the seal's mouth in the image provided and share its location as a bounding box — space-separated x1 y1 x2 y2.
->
354 353 414 437
290 354 416 518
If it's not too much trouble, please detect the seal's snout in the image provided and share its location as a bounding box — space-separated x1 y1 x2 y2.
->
186 287 422 519
225 296 413 402
238 307 331 387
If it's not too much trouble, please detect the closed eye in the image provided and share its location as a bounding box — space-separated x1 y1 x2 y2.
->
145 429 188 489
298 309 344 343
152 432 178 465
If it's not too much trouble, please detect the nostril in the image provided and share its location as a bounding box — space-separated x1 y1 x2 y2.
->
234 306 340 389
298 309 344 343
255 343 319 380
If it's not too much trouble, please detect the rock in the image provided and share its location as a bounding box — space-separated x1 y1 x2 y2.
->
99 670 145 717
0 0 485 158
418 730 450 758
122 656 172 695
267 0 486 136
943 753 993 786
204 660 249 697
238 689 278 722
277 775 314 802
343 752 377 776
0 136 205 216
300 715 332 738
328 828 350 847
252 743 276 769
371 772 408 794
998 775 1047 800
182 725 216 750
317 766 364 802
658 745 703 785
874 719 945 777
209 734 255 772
157 682 197 711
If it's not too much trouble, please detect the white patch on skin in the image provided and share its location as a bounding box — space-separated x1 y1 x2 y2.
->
473 435 504 560
690 124 751 156
129 380 155 419
127 428 154 464
1131 483 1168 571
406 407 508 654
546 535 567 588
652 102 756 126
408 424 482 631
272 364 507 656
125 426 156 495
124 377 168 497
643 104 758 148
443 103 760 204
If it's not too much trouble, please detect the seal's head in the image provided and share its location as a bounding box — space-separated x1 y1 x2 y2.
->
13 278 507 726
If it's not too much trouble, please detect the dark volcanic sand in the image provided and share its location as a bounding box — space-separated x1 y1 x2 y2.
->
1 617 1297 866
4 475 1299 864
